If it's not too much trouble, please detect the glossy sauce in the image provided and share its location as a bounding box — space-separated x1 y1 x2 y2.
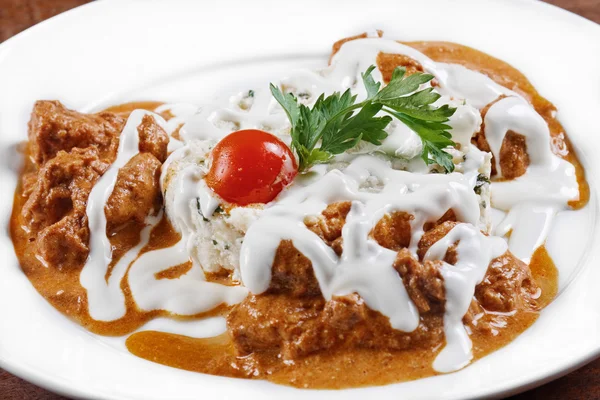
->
9 102 215 335
124 42 569 386
126 245 556 388
405 41 589 209
104 101 173 120
10 42 580 388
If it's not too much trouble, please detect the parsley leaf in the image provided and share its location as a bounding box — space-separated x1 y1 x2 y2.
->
269 83 300 126
361 65 381 99
390 110 455 171
270 65 457 172
374 69 435 100
323 102 390 154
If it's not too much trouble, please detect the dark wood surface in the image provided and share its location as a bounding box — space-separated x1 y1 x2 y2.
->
1 0 599 398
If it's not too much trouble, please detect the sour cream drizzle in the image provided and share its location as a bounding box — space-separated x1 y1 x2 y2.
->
80 36 579 373
240 155 506 369
81 110 164 321
127 162 247 315
81 110 246 322
126 134 247 314
483 96 578 261
425 224 506 372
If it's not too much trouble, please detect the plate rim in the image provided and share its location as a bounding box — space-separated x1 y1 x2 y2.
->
1 0 600 399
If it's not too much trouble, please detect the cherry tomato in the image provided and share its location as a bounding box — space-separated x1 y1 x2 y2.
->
205 129 297 205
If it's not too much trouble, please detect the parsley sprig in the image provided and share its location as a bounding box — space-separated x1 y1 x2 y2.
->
270 65 457 172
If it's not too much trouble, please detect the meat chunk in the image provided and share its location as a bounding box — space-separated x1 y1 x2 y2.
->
21 103 170 271
376 53 427 83
466 251 540 335
28 100 124 166
304 201 351 256
227 294 325 357
423 209 457 232
302 295 443 354
267 240 322 298
413 219 540 314
393 249 445 313
36 215 90 269
305 202 351 243
105 153 163 235
20 148 104 269
372 211 413 251
473 97 529 179
499 131 529 179
137 114 168 163
227 293 443 360
417 220 459 263
104 115 168 234
476 252 538 312
21 148 104 235
330 32 429 84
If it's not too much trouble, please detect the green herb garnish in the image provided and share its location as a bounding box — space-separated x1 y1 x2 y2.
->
270 65 457 172
196 198 209 222
474 173 490 195
214 205 225 214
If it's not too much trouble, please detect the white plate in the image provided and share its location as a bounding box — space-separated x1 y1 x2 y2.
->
1 0 600 399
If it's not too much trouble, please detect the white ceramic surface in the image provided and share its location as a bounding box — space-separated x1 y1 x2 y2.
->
1 0 600 399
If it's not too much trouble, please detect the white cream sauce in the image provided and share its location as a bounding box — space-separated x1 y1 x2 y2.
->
127 161 247 315
155 103 199 152
81 109 246 322
484 96 578 261
81 110 165 321
80 36 579 373
424 224 506 372
240 155 502 345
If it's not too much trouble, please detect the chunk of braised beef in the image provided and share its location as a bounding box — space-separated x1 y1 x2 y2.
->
498 131 530 180
227 294 325 357
21 148 104 235
476 252 538 313
393 249 445 313
137 114 169 163
105 153 163 235
304 202 351 256
21 102 170 271
417 220 459 263
267 240 322 298
28 100 124 166
472 97 529 179
20 148 103 269
302 294 443 354
36 214 90 269
372 211 413 251
227 292 444 360
376 53 427 83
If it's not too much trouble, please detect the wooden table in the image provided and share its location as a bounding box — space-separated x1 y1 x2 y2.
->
1 0 599 398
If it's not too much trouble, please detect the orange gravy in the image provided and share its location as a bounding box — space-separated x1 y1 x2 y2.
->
405 41 589 209
9 101 213 336
126 246 556 389
9 42 582 388
104 101 173 120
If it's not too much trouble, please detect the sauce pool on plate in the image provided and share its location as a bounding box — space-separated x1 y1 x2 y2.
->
10 34 585 388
